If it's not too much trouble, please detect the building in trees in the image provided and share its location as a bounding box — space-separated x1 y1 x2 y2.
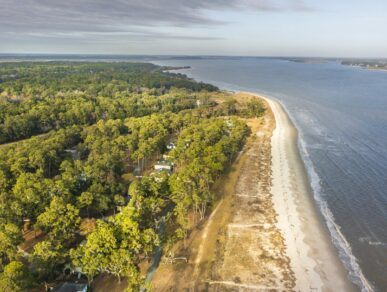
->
154 160 173 174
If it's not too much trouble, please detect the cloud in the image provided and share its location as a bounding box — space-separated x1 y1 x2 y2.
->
0 0 313 50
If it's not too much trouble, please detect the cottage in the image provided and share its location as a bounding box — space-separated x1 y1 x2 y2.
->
154 160 173 172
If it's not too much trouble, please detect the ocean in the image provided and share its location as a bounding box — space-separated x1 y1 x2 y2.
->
153 57 387 291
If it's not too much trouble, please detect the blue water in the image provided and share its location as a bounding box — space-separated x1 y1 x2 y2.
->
153 57 387 291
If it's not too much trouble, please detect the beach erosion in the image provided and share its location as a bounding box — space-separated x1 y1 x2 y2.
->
258 94 358 291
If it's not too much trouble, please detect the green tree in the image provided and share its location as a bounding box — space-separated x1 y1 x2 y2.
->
125 265 145 292
31 240 65 285
0 261 33 292
70 220 118 283
106 249 133 283
12 172 50 223
0 223 23 268
77 191 94 217
36 196 81 242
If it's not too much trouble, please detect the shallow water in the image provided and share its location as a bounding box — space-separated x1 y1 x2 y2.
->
153 57 387 291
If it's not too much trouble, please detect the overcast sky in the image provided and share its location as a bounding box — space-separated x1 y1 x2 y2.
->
1 0 387 57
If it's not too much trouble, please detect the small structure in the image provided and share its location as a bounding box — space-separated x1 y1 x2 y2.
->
166 142 176 150
133 166 142 178
154 160 173 172
55 282 88 292
64 148 79 160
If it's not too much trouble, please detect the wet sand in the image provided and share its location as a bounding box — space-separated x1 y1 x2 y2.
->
259 93 357 291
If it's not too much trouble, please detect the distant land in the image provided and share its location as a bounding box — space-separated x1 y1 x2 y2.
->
284 57 387 71
281 57 332 64
341 59 387 71
2 54 387 72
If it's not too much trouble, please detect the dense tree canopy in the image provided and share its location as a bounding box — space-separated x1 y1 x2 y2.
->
0 62 260 290
0 62 217 143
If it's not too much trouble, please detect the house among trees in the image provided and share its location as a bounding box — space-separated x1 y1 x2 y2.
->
154 160 173 174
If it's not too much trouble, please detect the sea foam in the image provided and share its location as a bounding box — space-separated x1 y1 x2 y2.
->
279 98 375 292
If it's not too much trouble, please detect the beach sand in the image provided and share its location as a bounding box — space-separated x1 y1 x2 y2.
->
150 92 357 291
260 94 357 291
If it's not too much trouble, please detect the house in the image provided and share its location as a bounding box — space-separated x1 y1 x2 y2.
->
55 282 88 292
154 160 173 172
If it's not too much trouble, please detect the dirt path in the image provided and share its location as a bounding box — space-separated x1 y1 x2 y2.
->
193 199 223 277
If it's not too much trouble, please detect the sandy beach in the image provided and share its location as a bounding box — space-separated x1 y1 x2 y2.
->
260 94 357 291
151 92 358 291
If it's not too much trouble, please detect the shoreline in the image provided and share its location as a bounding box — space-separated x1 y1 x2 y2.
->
245 92 357 291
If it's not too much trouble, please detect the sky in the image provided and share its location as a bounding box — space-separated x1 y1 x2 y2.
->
1 0 387 57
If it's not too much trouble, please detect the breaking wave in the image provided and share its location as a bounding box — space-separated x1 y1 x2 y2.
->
279 99 375 292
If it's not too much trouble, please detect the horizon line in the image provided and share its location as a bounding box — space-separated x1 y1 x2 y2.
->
0 53 386 60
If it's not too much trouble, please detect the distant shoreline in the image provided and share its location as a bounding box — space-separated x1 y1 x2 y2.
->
344 64 387 72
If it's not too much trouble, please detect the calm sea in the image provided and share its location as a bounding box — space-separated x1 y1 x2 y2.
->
153 57 387 291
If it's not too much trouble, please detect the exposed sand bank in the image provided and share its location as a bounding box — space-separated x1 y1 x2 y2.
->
256 93 357 291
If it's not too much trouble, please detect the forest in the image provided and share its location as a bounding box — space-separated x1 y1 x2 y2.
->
0 62 264 291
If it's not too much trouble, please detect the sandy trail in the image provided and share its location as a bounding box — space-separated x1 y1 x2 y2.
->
193 199 223 277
